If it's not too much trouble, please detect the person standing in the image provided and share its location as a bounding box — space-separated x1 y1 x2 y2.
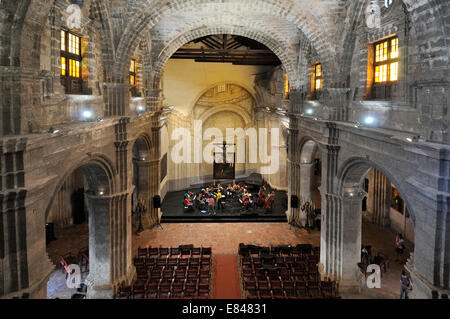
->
400 270 412 299
216 190 224 211
207 196 216 216
395 233 405 263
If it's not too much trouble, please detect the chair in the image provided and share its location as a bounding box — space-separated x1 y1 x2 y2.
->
134 257 145 267
258 289 272 299
272 288 286 299
159 247 169 257
178 258 189 267
132 283 146 299
149 247 159 257
189 257 200 267
270 280 282 290
150 270 162 282
296 287 310 299
244 279 257 291
201 256 211 266
201 247 212 256
170 247 180 256
187 269 199 281
168 257 178 267
163 270 174 280
157 257 167 267
246 288 259 299
146 282 158 298
118 284 132 299
198 283 209 296
191 247 201 256
309 287 323 299
145 257 156 268
138 247 148 258
279 268 291 280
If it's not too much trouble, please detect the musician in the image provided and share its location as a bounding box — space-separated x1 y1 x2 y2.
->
226 184 234 198
264 192 275 213
216 189 224 210
257 186 266 207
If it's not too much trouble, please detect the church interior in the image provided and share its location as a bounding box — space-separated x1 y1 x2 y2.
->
0 0 449 301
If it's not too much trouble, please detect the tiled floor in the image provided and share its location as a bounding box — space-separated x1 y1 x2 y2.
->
46 220 413 299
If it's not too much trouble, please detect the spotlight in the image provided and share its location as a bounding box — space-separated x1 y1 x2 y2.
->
137 105 145 113
306 109 314 115
363 116 375 125
82 110 93 120
406 137 413 143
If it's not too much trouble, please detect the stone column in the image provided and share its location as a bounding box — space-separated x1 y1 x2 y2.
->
85 192 132 299
370 169 391 227
85 194 113 298
319 188 365 294
340 190 365 292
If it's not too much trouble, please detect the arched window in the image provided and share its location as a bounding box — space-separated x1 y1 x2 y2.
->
371 35 398 99
130 59 137 86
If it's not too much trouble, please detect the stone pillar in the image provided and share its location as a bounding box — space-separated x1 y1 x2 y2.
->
85 193 132 299
340 190 365 292
370 169 391 227
319 189 365 294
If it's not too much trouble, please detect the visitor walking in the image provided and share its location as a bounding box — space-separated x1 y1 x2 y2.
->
395 233 405 263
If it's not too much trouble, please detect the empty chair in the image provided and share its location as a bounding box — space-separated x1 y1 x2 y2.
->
198 282 209 295
283 281 295 291
132 283 146 299
138 247 148 258
134 257 145 267
257 280 270 292
242 257 251 267
145 257 156 268
270 280 282 290
279 268 291 280
175 269 186 280
163 270 174 280
309 287 323 299
258 289 272 299
170 247 180 256
178 258 189 267
272 288 285 299
157 257 167 267
296 287 310 299
189 257 200 267
171 281 184 297
244 279 257 291
252 257 262 267
242 268 254 279
201 247 212 256
145 282 158 298
187 269 199 281
191 247 201 256
246 288 259 299
118 285 132 299
201 256 211 266
168 257 178 267
159 247 169 257
148 248 159 257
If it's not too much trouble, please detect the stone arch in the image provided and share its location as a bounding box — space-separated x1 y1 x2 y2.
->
152 25 298 89
199 106 252 128
189 81 257 113
115 0 337 84
132 134 152 161
44 154 116 220
337 157 416 225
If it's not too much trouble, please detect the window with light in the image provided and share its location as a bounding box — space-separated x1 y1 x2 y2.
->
60 28 83 94
130 59 137 86
311 62 322 92
284 74 290 100
374 36 398 84
61 29 81 79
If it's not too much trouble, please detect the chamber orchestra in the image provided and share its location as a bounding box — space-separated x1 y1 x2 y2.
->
183 183 275 215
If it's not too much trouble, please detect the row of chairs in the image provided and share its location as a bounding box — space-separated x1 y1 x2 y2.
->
118 279 210 299
239 243 320 257
134 256 211 269
241 255 319 267
242 266 320 282
246 286 340 299
137 246 212 258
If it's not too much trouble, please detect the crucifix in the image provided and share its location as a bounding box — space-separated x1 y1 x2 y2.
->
213 140 236 186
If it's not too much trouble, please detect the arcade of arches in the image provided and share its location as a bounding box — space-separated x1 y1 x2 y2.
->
0 0 449 299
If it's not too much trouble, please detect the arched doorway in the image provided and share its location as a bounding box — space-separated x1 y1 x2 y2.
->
132 136 152 232
44 158 130 299
333 159 416 296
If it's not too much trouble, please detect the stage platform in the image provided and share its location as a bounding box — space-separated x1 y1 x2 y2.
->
161 186 288 223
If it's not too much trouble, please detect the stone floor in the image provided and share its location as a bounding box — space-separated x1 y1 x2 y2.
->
45 220 413 299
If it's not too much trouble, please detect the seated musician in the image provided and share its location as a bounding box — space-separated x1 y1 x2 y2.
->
257 186 266 207
226 184 233 197
263 192 275 212
184 196 193 207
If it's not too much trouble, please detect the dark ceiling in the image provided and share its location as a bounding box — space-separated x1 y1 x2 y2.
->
170 34 281 66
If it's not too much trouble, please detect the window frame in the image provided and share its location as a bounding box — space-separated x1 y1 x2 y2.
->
60 28 83 94
373 36 398 85
129 59 137 87
311 62 323 92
